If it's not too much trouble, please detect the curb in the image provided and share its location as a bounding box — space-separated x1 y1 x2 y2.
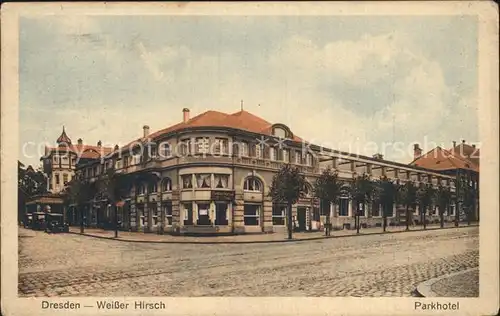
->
415 267 479 297
65 224 479 245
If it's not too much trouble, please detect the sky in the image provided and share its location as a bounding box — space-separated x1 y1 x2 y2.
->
19 15 479 167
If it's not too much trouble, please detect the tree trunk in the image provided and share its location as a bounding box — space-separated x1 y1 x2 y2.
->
405 205 409 231
382 204 387 232
80 205 85 233
325 214 330 236
287 203 293 240
354 201 360 234
440 205 444 228
114 204 118 238
455 200 459 227
422 206 426 230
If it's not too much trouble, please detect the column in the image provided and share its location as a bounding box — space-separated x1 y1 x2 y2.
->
263 197 273 233
233 191 244 233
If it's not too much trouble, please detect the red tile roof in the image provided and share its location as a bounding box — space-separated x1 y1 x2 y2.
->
411 146 479 173
46 144 113 159
120 110 303 152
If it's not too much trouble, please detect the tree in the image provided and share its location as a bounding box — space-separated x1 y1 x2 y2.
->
18 163 48 225
462 181 477 225
399 181 418 231
97 168 132 238
313 168 348 236
416 183 436 230
64 175 92 233
348 173 375 234
373 176 400 232
435 183 452 228
269 164 308 240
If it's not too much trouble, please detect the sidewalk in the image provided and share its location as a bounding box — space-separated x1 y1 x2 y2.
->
415 268 479 297
67 222 478 244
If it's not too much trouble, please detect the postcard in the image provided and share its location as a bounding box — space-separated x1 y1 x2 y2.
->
1 2 498 315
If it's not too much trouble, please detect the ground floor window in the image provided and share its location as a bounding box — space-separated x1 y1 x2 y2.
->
312 207 320 221
319 199 330 216
339 198 349 216
383 203 394 217
371 202 381 217
163 202 173 225
150 204 160 225
244 204 261 226
215 202 229 225
137 204 146 226
197 203 211 226
449 204 456 216
272 204 286 226
433 206 439 216
183 203 193 225
357 202 367 217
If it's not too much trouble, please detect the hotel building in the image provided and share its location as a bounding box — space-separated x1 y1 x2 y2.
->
52 108 461 235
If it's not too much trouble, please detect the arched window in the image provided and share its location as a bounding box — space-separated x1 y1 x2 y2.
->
137 183 146 195
244 177 262 192
148 181 158 193
162 178 172 192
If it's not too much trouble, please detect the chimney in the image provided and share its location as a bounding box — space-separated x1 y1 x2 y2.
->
182 108 190 123
472 144 476 148
452 141 456 147
97 140 102 147
77 138 83 145
373 153 383 160
462 139 466 144
114 144 119 151
413 143 422 159
143 125 150 138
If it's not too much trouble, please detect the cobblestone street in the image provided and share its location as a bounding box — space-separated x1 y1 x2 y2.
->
18 227 479 297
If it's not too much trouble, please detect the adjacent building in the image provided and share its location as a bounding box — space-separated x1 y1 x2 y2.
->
411 140 480 220
61 108 459 235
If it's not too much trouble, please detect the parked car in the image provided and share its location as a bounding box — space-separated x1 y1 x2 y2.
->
31 212 47 230
45 213 69 233
24 213 33 228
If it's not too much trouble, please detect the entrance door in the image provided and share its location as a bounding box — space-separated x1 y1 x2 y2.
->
197 203 211 226
297 207 307 231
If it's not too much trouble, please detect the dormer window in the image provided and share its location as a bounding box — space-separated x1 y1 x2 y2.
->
274 127 286 138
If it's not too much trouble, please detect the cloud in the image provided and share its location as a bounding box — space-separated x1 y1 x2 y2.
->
19 16 478 167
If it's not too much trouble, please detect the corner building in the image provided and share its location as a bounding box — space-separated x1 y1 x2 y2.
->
74 108 457 235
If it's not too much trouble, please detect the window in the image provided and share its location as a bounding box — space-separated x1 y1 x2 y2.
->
163 203 173 225
162 178 172 192
53 156 59 163
196 174 211 188
319 200 330 216
449 204 456 216
240 141 249 157
255 144 262 158
55 174 60 185
151 205 160 225
433 206 439 216
63 174 68 185
93 166 98 176
269 147 276 161
196 137 209 154
283 149 290 162
137 183 146 195
183 203 193 225
272 204 286 225
214 138 229 154
274 127 287 138
339 198 349 216
214 174 229 188
182 175 193 189
371 202 381 217
122 157 128 168
306 153 313 166
160 142 171 158
132 154 141 165
244 177 262 192
150 146 157 158
312 207 320 221
148 182 158 193
180 139 190 156
215 203 228 225
244 204 261 226
295 151 302 164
